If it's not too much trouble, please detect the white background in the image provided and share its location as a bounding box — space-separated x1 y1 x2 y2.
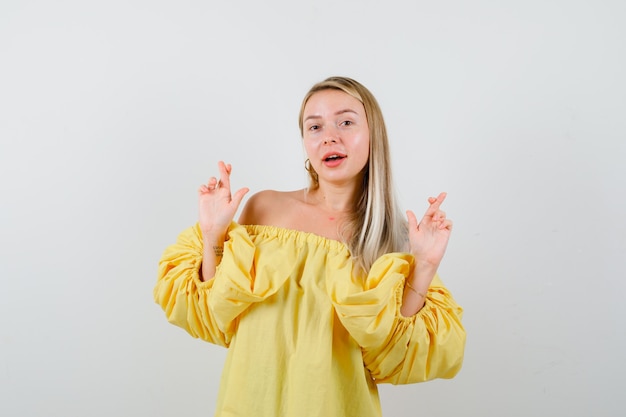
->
1 1 625 416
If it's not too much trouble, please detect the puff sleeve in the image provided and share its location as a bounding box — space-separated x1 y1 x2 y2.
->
153 223 231 345
329 253 466 385
207 225 293 340
154 223 292 347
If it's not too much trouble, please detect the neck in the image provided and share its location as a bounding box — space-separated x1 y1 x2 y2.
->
308 181 359 213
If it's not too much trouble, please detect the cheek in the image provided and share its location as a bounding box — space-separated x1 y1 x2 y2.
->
303 140 314 156
356 135 370 159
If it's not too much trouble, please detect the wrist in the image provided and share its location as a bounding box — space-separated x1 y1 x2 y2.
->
405 281 426 298
409 264 437 291
201 228 227 244
413 261 437 277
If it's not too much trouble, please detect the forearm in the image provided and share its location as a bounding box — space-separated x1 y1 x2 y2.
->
200 231 226 282
400 264 437 317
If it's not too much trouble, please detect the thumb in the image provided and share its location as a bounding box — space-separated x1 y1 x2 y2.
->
231 187 250 210
406 210 418 230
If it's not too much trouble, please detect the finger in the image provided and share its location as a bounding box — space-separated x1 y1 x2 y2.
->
437 219 453 230
423 192 447 218
434 210 446 221
217 161 232 189
406 210 419 230
207 177 219 189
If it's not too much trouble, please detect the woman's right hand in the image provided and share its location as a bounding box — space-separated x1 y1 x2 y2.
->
198 161 249 239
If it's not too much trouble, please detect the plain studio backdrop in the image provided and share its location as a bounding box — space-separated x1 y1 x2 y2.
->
1 1 624 416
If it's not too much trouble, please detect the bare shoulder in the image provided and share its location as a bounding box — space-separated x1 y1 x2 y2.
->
238 189 306 227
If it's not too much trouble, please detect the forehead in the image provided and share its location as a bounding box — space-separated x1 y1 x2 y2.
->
303 89 365 116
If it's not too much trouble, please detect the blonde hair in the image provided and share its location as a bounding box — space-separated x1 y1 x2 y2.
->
299 76 408 272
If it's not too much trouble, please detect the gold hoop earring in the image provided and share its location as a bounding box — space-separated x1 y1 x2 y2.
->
304 159 319 184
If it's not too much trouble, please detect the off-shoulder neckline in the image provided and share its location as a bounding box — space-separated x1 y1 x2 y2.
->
239 223 349 253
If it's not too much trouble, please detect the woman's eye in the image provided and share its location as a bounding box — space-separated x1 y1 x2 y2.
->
309 125 320 131
341 120 353 126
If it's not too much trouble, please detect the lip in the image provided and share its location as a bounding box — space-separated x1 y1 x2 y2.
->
321 151 347 161
321 151 347 168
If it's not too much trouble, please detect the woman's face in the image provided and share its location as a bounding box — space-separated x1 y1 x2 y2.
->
301 89 370 186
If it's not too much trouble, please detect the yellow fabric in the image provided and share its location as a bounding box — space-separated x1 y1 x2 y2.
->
154 222 466 417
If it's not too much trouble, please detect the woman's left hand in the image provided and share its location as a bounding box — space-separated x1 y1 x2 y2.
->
406 192 453 271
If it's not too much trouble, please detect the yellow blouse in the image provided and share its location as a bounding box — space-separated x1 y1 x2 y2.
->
154 222 465 417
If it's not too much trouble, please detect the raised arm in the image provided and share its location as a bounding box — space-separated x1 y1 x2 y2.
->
401 192 453 316
198 161 249 281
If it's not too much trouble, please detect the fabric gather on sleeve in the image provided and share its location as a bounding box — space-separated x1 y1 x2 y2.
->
328 253 466 385
154 223 311 347
153 223 228 345
208 224 295 341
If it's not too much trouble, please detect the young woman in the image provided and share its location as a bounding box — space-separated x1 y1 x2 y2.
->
154 76 466 416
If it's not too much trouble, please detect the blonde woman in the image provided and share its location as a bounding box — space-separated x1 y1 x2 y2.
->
154 76 466 416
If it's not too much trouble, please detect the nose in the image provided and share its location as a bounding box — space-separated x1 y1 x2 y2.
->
323 127 339 144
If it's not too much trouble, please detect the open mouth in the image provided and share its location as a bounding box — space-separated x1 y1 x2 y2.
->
324 154 346 162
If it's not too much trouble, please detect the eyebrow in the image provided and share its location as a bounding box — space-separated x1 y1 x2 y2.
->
304 109 359 123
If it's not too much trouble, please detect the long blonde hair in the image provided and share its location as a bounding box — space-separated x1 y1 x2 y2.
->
298 76 408 272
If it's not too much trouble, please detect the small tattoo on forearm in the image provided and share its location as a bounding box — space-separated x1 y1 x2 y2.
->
213 246 224 257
